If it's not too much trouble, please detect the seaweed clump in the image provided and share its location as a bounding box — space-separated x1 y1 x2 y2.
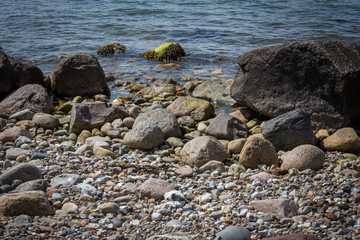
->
97 43 126 56
142 43 186 62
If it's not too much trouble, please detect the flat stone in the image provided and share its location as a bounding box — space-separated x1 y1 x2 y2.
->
249 172 277 181
175 167 193 177
0 163 42 185
32 113 59 129
249 199 299 219
0 191 53 216
97 202 119 214
6 148 31 160
263 233 319 240
138 178 175 200
93 147 116 159
15 179 49 192
0 126 32 143
9 109 35 121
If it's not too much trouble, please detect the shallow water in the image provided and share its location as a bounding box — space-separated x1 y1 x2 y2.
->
1 0 360 99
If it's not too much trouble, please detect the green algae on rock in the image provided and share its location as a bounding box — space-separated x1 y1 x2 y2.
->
96 43 126 56
142 43 186 62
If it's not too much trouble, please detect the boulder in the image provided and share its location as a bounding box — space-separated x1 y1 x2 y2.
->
239 137 278 168
138 178 175 200
230 40 360 131
0 163 42 185
123 121 164 150
180 136 228 167
322 127 360 153
96 43 126 56
51 53 110 97
215 226 251 240
0 84 53 118
0 52 45 100
0 191 53 216
15 179 49 192
32 113 59 129
281 145 325 171
249 199 298 219
142 43 186 62
262 109 315 151
69 102 129 133
0 126 32 143
192 79 236 107
133 108 181 139
167 97 214 121
205 113 247 140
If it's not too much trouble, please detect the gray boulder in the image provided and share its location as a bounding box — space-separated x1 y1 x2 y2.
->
133 108 181 139
262 109 315 151
9 109 35 121
0 52 45 100
15 179 49 192
230 40 360 131
69 102 129 133
124 121 164 150
0 163 42 185
180 136 228 167
0 84 53 118
205 113 247 140
51 53 110 97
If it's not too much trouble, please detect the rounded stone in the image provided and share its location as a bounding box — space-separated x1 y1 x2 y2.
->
281 144 325 171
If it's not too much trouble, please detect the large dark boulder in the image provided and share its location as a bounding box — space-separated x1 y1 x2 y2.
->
0 52 45 100
230 40 360 131
51 53 110 97
0 84 53 118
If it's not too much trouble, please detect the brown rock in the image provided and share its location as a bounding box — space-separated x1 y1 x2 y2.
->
138 178 175 200
0 126 32 143
239 137 278 168
51 53 109 97
0 84 53 118
0 163 42 185
180 136 228 167
0 191 53 216
249 172 278 181
322 127 360 153
229 108 258 123
69 102 129 133
281 144 325 171
249 198 298 219
263 233 319 240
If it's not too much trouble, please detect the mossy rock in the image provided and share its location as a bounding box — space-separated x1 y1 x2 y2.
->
97 43 126 56
142 43 186 62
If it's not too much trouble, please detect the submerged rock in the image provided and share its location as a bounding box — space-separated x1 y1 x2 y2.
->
142 43 186 62
96 43 126 56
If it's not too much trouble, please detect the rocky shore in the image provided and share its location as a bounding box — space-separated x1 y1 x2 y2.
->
0 40 359 240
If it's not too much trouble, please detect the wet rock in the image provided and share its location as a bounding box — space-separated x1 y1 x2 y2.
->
9 109 35 121
96 43 126 56
133 108 181 138
215 225 251 240
180 136 228 167
0 163 42 185
230 40 360 131
69 102 128 133
15 179 49 192
249 199 298 219
0 84 53 118
32 113 59 129
0 126 32 143
205 113 247 140
124 121 164 150
0 191 53 216
239 137 278 168
262 109 315 151
322 127 360 153
51 53 110 97
281 145 325 171
142 43 186 62
138 178 175 200
263 233 319 240
0 52 46 100
192 79 236 107
167 97 214 121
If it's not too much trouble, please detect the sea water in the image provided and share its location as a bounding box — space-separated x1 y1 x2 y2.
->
1 0 359 98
